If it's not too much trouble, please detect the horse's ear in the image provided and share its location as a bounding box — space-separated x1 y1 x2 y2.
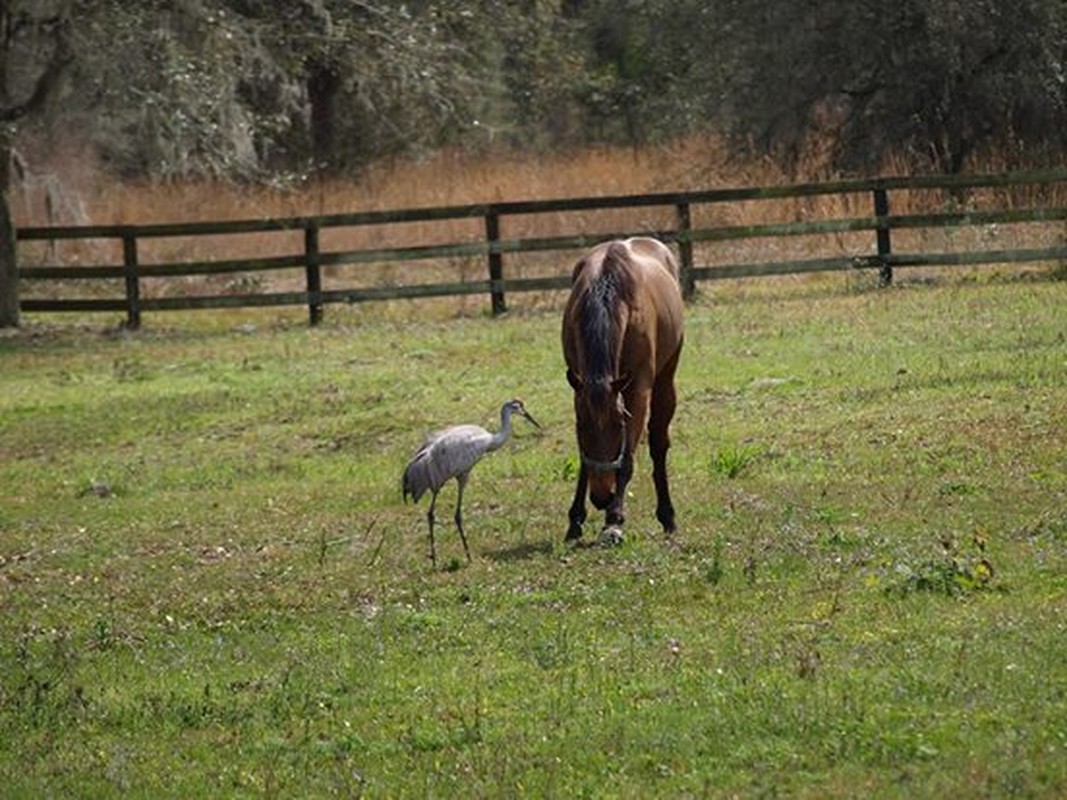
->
566 369 583 391
612 373 633 394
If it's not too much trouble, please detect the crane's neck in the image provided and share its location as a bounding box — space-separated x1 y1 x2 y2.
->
488 405 516 452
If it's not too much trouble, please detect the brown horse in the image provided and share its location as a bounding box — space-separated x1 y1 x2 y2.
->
561 237 684 543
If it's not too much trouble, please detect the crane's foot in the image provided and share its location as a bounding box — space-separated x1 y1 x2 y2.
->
455 519 472 564
427 509 437 568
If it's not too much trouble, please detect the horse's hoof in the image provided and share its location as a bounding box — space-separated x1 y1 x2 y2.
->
599 525 624 547
565 525 584 542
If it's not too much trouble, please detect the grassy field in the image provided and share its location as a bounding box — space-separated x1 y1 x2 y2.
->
1 271 1065 797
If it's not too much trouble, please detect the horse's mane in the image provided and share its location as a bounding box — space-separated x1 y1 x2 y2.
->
577 243 635 386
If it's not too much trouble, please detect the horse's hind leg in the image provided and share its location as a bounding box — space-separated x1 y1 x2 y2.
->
566 465 588 541
649 351 681 534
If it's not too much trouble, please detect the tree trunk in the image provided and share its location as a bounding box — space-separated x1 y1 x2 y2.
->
0 4 72 327
307 58 341 169
0 0 17 327
0 137 18 328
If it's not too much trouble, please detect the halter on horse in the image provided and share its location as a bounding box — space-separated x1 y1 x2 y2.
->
561 237 684 542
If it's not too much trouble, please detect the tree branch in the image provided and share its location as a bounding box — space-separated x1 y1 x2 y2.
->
0 19 71 123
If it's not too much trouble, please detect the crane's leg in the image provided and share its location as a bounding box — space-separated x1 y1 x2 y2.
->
454 473 472 562
427 490 439 567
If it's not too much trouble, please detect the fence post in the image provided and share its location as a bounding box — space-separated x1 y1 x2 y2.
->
485 210 507 316
675 202 695 299
873 187 892 286
122 232 141 329
304 222 323 325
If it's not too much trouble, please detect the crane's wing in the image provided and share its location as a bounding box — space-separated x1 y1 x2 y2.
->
402 425 492 503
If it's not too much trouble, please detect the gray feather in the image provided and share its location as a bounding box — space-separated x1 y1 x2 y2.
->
402 425 492 503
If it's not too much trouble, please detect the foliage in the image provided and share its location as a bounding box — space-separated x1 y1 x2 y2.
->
714 0 1067 173
1 277 1065 796
62 0 493 178
14 0 1067 181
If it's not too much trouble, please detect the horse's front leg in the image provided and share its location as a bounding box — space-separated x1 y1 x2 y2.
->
596 452 632 547
649 359 680 535
566 464 588 541
605 388 646 533
604 450 633 529
649 430 675 534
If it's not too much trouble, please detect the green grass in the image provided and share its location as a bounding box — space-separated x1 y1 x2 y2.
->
1 275 1065 797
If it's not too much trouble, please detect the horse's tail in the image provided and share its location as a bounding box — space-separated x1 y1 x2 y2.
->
601 241 629 274
604 240 629 262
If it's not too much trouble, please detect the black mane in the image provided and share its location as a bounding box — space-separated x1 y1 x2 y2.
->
577 245 633 386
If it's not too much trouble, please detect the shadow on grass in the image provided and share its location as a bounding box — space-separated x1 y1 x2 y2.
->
483 539 555 562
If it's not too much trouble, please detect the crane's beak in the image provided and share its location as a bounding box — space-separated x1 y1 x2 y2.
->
521 409 542 430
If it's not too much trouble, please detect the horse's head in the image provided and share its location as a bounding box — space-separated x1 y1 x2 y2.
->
567 369 630 508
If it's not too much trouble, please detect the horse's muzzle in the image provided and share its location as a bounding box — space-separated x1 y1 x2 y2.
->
589 490 613 511
588 473 616 510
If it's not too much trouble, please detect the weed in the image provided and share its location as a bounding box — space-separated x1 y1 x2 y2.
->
704 538 725 586
6 629 81 727
224 275 265 294
885 530 997 597
92 618 113 651
559 456 580 482
711 443 761 479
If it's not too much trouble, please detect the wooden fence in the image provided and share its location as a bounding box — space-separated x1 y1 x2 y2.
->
16 169 1067 328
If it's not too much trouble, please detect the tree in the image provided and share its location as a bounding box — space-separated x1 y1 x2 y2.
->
58 0 492 179
714 0 1067 174
1 0 71 328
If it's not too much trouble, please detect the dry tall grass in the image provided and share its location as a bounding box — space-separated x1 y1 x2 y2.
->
12 131 1067 310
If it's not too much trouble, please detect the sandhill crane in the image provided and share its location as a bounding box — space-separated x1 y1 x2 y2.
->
402 398 540 567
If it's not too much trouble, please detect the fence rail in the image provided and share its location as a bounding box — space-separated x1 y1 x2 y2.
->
16 168 1067 328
